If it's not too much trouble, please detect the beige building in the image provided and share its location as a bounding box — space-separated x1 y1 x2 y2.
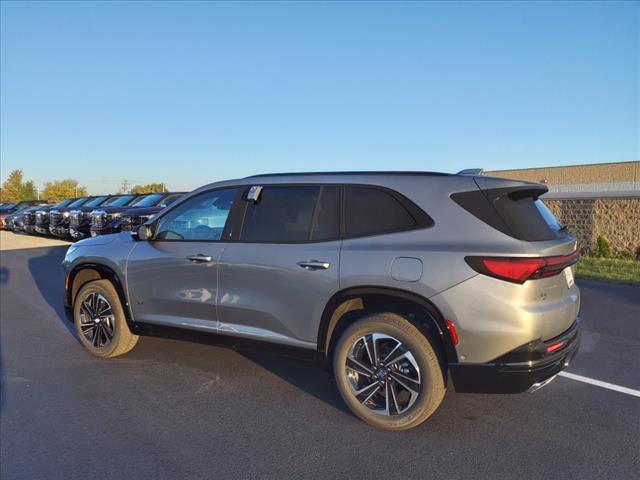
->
486 160 639 186
486 161 640 256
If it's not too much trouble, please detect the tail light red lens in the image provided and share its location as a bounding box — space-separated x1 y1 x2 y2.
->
465 250 579 284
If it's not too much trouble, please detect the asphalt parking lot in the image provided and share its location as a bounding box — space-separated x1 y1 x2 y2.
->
1 231 638 480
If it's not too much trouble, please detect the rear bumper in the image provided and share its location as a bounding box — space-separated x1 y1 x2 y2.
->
450 317 580 394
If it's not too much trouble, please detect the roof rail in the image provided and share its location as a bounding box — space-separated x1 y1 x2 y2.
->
457 168 484 176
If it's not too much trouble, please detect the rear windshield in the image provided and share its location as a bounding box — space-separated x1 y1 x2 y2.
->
535 199 563 233
452 188 564 241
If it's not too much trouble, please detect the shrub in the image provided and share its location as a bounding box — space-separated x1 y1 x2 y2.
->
594 235 611 258
616 250 635 260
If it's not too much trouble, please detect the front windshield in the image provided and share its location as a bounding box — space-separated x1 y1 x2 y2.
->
102 195 135 207
53 198 74 209
130 193 163 207
1 203 16 210
67 198 88 208
84 196 109 207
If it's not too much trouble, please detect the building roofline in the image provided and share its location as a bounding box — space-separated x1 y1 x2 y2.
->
486 160 639 173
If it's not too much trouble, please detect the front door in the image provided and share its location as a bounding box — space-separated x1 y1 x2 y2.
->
126 187 239 332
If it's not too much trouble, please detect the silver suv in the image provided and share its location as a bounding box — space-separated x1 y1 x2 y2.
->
62 171 581 430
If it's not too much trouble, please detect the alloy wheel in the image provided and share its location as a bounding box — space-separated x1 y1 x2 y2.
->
345 333 421 416
78 292 115 348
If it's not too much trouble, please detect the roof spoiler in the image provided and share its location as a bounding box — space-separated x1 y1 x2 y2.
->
457 168 484 176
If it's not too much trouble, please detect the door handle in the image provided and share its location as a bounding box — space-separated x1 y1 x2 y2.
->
297 260 330 270
187 254 213 263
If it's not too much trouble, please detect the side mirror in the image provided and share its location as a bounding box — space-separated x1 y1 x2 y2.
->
133 224 152 241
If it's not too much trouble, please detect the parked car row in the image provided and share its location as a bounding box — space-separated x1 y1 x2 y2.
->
0 192 184 240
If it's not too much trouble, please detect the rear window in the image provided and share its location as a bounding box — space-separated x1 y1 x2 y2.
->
451 188 564 241
344 186 417 238
241 186 328 242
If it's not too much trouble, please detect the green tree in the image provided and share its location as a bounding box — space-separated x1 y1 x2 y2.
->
130 182 167 194
21 180 38 200
1 170 25 202
41 179 88 203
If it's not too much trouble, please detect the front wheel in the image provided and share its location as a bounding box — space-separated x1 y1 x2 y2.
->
73 279 139 358
333 312 446 430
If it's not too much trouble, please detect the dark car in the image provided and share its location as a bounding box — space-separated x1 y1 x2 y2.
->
50 196 111 239
69 194 143 240
0 200 43 229
8 203 51 233
24 200 74 234
35 197 84 235
90 192 184 237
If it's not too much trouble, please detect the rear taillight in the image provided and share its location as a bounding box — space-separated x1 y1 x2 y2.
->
465 250 579 284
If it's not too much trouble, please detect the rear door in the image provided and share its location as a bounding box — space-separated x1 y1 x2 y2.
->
126 187 239 331
217 185 341 348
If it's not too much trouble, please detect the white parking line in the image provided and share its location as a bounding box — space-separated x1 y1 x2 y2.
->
558 372 640 398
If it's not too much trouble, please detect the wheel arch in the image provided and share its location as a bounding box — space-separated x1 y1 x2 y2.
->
67 263 136 331
318 286 458 366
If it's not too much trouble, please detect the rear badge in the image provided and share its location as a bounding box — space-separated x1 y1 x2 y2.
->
564 267 575 288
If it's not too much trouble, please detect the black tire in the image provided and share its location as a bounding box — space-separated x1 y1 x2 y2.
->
73 279 139 358
333 312 446 430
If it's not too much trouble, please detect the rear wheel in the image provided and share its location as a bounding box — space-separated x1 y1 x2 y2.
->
333 312 446 430
73 279 139 358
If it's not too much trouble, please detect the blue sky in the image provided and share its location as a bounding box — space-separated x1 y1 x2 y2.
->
1 1 638 194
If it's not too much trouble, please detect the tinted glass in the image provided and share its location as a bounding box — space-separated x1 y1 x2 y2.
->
310 186 340 241
345 187 416 237
241 186 322 242
67 198 88 208
452 188 562 241
129 194 163 207
103 195 136 207
535 200 563 233
53 198 74 209
84 196 109 207
159 194 182 207
155 188 237 241
494 196 559 241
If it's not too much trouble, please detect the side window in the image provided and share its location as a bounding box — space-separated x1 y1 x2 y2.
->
345 186 417 237
241 186 339 242
155 188 237 241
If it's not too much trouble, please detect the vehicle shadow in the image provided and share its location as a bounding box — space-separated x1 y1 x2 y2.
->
27 245 77 337
239 349 352 415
